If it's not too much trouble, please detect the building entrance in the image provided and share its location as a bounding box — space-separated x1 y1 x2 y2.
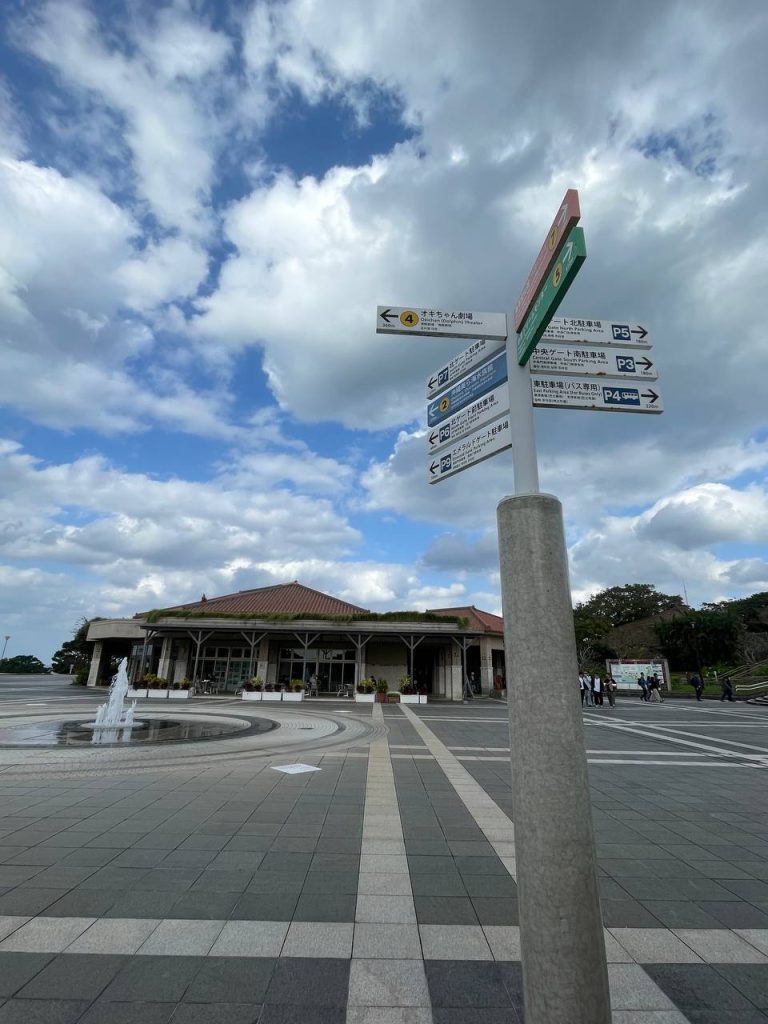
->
277 647 356 692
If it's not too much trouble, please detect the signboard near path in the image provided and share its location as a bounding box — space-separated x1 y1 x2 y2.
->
426 338 505 399
513 188 581 332
529 345 657 380
541 317 650 348
427 382 510 454
428 416 512 484
427 350 508 426
377 306 507 341
530 374 663 413
516 226 587 366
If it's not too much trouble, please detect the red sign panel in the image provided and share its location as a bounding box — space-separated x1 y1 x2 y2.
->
513 189 581 333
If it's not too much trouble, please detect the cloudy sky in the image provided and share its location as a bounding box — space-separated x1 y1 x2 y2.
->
1 0 767 663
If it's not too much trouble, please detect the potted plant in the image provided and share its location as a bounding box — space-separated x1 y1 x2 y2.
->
375 679 389 703
262 682 281 701
283 679 305 702
355 678 375 704
169 678 191 699
128 675 148 698
399 675 419 705
242 676 263 701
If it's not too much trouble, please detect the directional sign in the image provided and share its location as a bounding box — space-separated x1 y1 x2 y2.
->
516 226 587 366
427 383 510 454
428 415 512 484
529 345 658 381
427 350 507 427
377 306 507 341
541 318 650 348
513 189 581 333
426 338 505 399
530 374 663 413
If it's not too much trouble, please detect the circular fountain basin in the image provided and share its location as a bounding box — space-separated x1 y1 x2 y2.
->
0 715 276 747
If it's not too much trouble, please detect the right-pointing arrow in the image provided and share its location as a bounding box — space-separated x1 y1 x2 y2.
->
631 326 648 340
641 389 659 403
636 357 653 371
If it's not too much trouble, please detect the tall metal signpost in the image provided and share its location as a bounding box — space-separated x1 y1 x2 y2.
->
377 189 663 1024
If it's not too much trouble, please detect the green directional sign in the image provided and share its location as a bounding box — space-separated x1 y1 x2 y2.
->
516 226 586 366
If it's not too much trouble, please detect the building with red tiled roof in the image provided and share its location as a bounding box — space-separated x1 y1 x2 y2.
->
137 581 368 619
87 582 508 701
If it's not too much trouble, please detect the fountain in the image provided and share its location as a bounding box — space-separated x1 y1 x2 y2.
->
90 657 137 744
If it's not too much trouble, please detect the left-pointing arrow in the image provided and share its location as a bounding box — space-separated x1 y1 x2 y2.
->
430 461 439 476
429 431 439 446
379 308 395 323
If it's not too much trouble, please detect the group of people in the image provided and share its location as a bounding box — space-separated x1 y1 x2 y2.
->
579 672 617 708
636 671 664 702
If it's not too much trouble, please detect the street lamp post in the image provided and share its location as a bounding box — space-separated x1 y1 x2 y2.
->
1 636 9 661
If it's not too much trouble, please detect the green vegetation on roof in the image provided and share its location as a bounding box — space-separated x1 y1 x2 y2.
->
142 608 469 627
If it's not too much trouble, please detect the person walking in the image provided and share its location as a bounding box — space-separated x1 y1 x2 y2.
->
462 672 474 703
637 672 649 702
584 672 594 707
605 673 617 708
689 673 704 701
592 673 603 706
720 675 734 702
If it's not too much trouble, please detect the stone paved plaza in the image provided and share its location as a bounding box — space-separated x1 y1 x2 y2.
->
0 675 767 1022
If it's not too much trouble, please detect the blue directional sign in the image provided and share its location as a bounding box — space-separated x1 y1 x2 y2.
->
427 351 508 427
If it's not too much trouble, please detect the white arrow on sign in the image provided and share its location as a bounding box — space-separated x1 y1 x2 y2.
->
541 317 651 348
530 374 663 413
529 345 657 380
377 306 507 341
426 338 505 398
428 415 512 484
427 383 510 454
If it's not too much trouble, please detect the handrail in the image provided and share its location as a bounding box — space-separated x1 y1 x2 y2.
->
734 679 768 693
729 656 768 681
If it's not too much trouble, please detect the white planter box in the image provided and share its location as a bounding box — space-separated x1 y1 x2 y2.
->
261 692 282 701
148 689 169 698
399 694 419 704
127 689 147 698
354 693 375 703
419 695 428 704
168 689 191 699
241 691 263 701
282 692 304 702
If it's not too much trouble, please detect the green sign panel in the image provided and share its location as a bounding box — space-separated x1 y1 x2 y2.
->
516 226 587 366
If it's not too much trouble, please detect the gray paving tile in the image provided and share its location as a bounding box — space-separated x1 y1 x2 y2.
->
78 1000 175 1024
349 960 430 1007
104 891 179 919
413 896 477 925
353 923 421 959
282 922 353 958
646 963 758 1011
208 921 288 957
0 998 90 1023
471 898 518 926
16 953 126 1000
102 954 204 1001
183 956 275 1002
167 1003 262 1024
232 893 299 921
294 893 357 922
424 960 509 1007
170 891 239 920
259 1006 346 1024
190 870 254 893
0 954 55 997
0 917 95 952
420 924 492 960
264 957 350 1006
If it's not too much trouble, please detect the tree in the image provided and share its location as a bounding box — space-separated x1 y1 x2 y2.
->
50 618 93 676
575 584 684 628
0 655 49 674
573 613 614 671
655 608 744 671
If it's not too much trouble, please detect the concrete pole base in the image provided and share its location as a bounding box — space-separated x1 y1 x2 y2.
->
497 492 611 1024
